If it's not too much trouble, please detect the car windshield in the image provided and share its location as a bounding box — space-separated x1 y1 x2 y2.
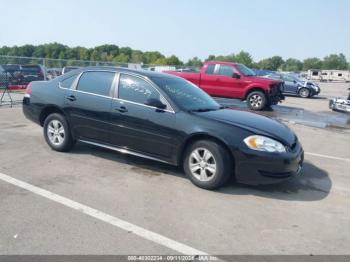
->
151 76 221 112
236 64 256 76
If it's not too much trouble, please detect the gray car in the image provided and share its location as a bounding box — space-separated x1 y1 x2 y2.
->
266 73 320 98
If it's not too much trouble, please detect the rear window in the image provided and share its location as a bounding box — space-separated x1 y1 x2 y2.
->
60 75 78 89
76 71 115 96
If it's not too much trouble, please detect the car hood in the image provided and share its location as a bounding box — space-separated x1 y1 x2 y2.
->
196 109 296 146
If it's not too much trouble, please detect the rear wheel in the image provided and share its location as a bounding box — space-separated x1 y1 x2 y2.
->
298 88 310 98
183 140 232 190
246 91 267 111
43 113 75 152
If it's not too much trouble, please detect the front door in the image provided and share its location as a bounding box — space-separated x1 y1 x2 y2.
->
283 75 299 94
109 73 176 160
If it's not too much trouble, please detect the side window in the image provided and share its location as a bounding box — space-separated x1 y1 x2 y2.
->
205 64 215 75
217 65 235 77
76 71 115 96
284 76 294 82
60 74 78 89
118 74 161 105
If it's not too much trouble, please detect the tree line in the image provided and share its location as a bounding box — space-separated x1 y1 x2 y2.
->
0 43 349 71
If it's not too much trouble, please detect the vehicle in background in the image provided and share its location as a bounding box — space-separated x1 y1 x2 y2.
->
307 69 350 82
47 68 62 80
62 66 81 74
252 69 277 77
21 64 46 82
23 67 304 190
329 87 350 113
265 73 320 98
1 64 23 84
173 68 199 73
146 66 176 72
166 61 284 111
0 65 12 86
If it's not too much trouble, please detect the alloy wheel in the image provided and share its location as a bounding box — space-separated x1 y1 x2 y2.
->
47 119 65 146
249 94 263 108
189 147 217 182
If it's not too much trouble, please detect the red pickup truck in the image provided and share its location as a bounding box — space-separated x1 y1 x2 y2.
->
166 61 284 110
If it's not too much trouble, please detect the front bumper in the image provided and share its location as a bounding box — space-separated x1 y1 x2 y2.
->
232 142 304 185
311 86 321 96
268 83 285 105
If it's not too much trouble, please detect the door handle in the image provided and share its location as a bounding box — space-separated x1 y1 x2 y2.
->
116 106 128 113
66 95 76 101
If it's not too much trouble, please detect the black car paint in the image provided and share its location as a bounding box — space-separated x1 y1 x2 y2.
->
23 67 304 185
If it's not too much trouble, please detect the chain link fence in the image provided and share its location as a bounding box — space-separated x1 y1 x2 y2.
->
0 55 199 106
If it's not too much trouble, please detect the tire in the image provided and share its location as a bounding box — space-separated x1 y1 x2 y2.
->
298 88 310 98
183 140 233 190
43 113 75 152
246 91 267 111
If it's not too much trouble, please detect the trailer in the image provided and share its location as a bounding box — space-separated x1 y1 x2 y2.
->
307 69 350 82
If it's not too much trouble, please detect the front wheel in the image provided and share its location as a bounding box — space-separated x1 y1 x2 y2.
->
246 91 267 111
183 140 232 190
43 113 75 152
298 88 310 98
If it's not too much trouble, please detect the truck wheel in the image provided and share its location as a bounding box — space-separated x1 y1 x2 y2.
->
298 88 310 98
247 91 267 111
183 140 232 190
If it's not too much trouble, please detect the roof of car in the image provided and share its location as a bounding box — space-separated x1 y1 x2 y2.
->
80 66 176 79
205 61 238 66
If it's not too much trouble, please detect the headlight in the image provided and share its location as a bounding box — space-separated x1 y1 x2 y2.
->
244 135 286 153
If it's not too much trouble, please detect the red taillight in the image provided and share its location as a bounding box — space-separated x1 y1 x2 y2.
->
24 83 31 98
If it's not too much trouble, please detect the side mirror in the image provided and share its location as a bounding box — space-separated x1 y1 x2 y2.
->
232 72 241 79
293 80 297 84
145 98 167 110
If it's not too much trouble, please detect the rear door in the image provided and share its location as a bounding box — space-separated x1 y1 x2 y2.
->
199 63 220 95
63 70 116 143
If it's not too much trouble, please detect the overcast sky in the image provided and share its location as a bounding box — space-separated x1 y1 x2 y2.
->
0 0 349 62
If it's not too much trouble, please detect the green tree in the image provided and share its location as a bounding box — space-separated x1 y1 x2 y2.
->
185 57 203 67
303 57 322 70
114 53 129 63
234 51 253 67
130 50 143 63
143 51 164 64
165 55 182 65
256 56 284 71
281 58 303 72
322 53 348 70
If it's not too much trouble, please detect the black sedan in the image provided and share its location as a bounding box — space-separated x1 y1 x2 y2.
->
23 67 304 190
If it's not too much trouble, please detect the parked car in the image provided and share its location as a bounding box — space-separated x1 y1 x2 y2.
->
0 65 11 87
47 68 61 80
23 67 304 190
166 61 284 111
21 64 46 83
1 64 23 84
329 87 350 113
265 73 320 98
252 69 276 77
